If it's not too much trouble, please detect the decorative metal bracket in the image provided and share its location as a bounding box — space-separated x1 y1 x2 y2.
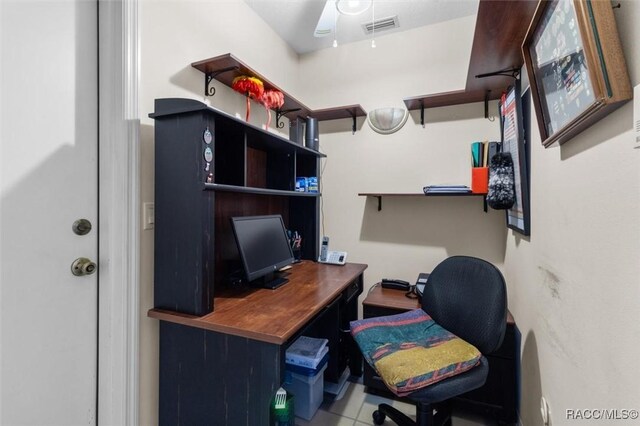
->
475 67 520 80
275 108 301 129
420 100 425 128
484 90 491 119
204 66 238 97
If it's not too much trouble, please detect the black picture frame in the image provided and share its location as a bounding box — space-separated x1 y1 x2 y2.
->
499 79 530 236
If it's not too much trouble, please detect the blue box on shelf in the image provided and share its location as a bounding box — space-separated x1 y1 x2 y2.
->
295 177 307 192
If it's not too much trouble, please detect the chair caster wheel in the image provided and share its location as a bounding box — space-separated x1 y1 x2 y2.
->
372 410 386 425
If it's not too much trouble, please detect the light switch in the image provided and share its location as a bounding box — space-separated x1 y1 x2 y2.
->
143 202 155 230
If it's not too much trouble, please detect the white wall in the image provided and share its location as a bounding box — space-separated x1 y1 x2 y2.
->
505 2 640 425
138 1 299 424
297 16 507 308
138 2 640 425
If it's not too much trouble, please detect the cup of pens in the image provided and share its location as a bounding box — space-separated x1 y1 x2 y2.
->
287 230 302 262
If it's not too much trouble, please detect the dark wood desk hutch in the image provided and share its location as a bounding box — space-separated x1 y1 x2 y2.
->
150 98 365 425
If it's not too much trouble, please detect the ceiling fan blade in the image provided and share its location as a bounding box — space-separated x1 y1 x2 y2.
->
314 0 336 38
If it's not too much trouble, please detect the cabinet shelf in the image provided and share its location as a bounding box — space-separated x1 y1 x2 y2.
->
358 192 487 212
205 183 320 197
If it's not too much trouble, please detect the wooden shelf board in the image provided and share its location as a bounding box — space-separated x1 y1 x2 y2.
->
358 192 485 197
310 105 367 121
206 183 321 197
404 0 538 111
192 53 312 119
404 90 503 111
465 0 538 92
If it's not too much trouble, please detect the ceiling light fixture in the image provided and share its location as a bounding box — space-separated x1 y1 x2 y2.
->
336 0 372 16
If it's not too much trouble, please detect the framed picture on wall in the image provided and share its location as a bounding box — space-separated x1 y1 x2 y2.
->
522 0 631 147
500 79 530 236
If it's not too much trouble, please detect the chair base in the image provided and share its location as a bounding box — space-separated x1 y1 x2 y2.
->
372 401 452 426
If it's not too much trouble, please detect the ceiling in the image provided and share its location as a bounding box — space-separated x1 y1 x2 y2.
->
244 0 479 54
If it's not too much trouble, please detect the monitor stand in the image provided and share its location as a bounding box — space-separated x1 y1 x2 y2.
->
251 272 289 290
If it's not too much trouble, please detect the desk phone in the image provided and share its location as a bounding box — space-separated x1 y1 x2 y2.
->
318 236 348 265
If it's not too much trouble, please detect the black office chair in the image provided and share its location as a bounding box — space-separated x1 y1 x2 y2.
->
370 256 507 426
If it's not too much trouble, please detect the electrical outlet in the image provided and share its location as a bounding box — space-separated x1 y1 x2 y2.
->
540 396 550 426
143 202 155 230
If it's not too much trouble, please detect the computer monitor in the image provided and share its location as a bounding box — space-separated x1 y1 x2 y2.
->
230 214 294 289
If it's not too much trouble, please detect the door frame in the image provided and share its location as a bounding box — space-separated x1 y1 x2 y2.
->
98 0 140 423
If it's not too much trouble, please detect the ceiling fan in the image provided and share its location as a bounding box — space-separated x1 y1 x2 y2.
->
314 0 373 37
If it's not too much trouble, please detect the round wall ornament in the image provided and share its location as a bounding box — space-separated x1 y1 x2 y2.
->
367 107 409 134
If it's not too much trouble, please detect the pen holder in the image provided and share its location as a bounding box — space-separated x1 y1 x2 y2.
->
471 167 489 194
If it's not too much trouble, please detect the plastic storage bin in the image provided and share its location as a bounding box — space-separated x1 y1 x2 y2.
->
283 362 327 420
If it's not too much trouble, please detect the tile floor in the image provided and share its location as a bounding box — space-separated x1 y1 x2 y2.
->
295 381 497 426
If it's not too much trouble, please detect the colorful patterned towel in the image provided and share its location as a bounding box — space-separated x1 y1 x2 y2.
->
350 309 481 396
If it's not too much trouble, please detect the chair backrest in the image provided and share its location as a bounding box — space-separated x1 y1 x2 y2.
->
422 256 507 354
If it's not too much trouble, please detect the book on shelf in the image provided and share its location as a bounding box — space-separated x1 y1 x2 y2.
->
423 185 472 194
285 336 328 368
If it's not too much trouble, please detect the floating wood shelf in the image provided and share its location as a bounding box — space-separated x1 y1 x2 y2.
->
403 0 538 122
358 192 487 212
192 53 367 132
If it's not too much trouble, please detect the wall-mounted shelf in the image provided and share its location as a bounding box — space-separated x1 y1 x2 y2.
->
403 0 538 125
192 53 312 128
310 105 367 134
358 192 487 212
192 53 367 132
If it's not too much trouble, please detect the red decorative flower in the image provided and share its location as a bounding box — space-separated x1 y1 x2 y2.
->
232 76 264 122
260 89 285 129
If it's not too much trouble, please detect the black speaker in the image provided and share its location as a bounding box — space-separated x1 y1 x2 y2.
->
289 118 304 145
305 117 319 151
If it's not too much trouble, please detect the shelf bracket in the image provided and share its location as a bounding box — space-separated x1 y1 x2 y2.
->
484 90 491 119
376 196 382 211
204 66 239 97
275 108 302 129
420 100 425 128
475 67 520 80
351 112 357 135
483 195 488 213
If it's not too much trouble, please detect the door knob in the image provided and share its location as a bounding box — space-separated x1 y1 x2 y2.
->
71 257 97 276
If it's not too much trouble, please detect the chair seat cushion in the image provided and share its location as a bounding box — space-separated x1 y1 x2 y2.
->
350 309 481 396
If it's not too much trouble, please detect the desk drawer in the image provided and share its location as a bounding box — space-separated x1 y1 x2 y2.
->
345 278 363 303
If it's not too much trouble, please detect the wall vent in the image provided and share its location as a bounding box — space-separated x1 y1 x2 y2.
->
362 16 399 35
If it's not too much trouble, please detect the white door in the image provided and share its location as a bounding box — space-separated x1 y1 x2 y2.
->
0 1 98 424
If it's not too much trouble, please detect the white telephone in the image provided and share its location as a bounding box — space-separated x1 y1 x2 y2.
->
318 236 347 266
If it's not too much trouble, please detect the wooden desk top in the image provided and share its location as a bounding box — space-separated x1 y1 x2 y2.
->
363 283 514 324
149 261 368 345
